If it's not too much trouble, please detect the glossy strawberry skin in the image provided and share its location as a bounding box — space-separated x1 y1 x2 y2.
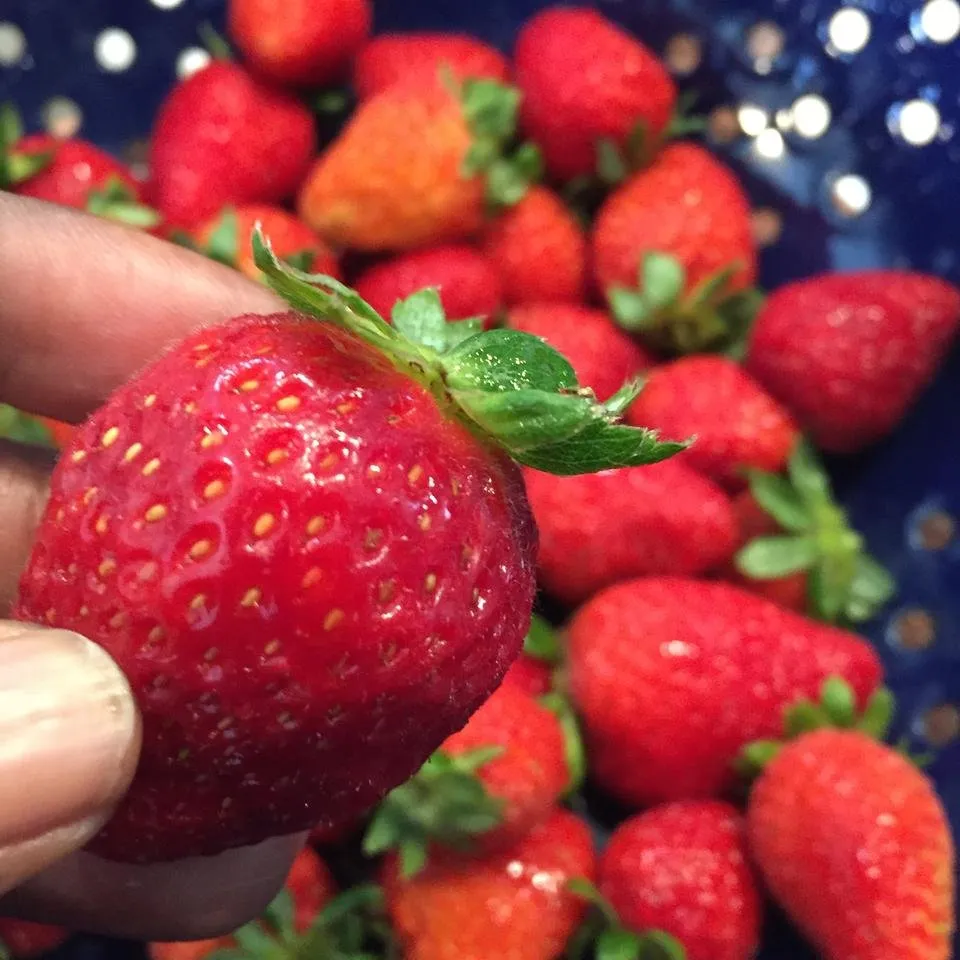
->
600 801 762 960
355 246 503 325
354 33 509 100
501 654 553 698
568 578 883 807
507 305 653 403
193 204 340 284
383 808 596 960
0 920 68 959
298 85 484 251
16 312 537 863
482 188 588 306
14 135 140 210
748 730 955 960
593 143 756 301
441 683 568 850
524 462 738 605
514 7 677 182
149 62 316 231
228 0 371 87
150 846 336 960
746 272 960 453
627 355 799 488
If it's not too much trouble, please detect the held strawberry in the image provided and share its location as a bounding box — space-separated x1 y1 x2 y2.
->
14 230 682 863
567 577 883 807
0 920 69 959
227 0 372 87
353 33 510 100
746 271 960 453
382 808 596 960
363 683 571 874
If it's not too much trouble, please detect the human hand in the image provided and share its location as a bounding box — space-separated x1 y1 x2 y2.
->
0 192 307 942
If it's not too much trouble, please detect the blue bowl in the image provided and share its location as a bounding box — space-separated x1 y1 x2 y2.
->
2 1 959 957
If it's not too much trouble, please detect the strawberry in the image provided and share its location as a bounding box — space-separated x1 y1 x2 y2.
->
1 105 157 228
364 682 570 872
524 460 738 605
626 354 799 487
297 78 541 251
501 614 560 698
189 205 340 284
353 33 509 100
14 238 679 862
594 144 759 354
0 921 68 959
728 441 895 623
149 62 316 231
481 187 588 305
383 808 596 960
506 305 654 402
588 801 762 960
746 271 960 453
355 245 502 325
513 7 677 182
747 728 954 960
150 846 335 960
227 0 371 87
567 577 883 806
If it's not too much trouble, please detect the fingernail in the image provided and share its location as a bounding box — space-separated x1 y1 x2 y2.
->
0 626 140 842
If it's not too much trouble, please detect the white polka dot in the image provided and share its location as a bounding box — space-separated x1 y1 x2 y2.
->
0 22 26 67
176 47 211 79
831 174 872 216
42 96 82 138
95 28 136 72
919 0 960 42
792 94 832 139
737 104 769 137
755 128 786 159
896 99 942 146
827 7 872 55
150 0 187 8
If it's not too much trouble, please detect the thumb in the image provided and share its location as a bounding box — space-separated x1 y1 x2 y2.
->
0 622 140 894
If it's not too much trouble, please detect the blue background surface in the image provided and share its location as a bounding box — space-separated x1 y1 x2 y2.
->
1 1 958 957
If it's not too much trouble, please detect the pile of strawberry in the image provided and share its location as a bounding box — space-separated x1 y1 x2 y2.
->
2 1 960 959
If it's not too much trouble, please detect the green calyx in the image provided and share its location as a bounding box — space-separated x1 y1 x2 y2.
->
85 175 161 229
454 74 543 211
362 746 506 878
734 439 896 624
0 404 54 448
207 884 390 960
541 691 587 797
609 251 764 356
524 613 562 663
736 676 897 779
565 879 687 960
0 103 53 189
253 227 686 475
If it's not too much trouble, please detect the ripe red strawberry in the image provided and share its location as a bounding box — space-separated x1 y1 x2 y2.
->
597 801 762 960
567 577 883 806
383 808 596 960
746 271 960 453
627 355 799 487
514 6 677 182
149 62 316 231
1 106 156 228
365 682 570 871
524 461 738 604
190 205 340 284
228 0 371 87
15 244 676 862
481 187 588 305
355 246 503 325
594 143 758 354
0 921 68 959
506 305 653 402
725 441 894 623
748 730 955 960
354 33 509 100
298 79 538 251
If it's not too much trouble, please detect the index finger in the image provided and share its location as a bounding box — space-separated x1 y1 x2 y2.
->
0 193 282 423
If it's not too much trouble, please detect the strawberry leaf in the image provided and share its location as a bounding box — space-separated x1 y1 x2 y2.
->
0 405 54 448
540 692 587 795
856 687 895 741
745 469 811 532
821 675 857 728
198 22 233 60
638 931 687 960
597 928 643 960
0 102 53 188
85 176 160 229
201 208 241 267
254 227 687 475
282 249 317 273
735 534 818 578
788 438 832 506
596 138 629 186
391 289 457 352
846 555 896 622
523 614 561 662
641 252 686 310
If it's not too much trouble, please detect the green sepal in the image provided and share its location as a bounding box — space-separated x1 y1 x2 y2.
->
736 439 896 624
314 89 351 115
362 746 506 877
198 22 233 60
253 226 686 476
523 614 562 663
391 289 482 352
0 102 53 189
0 405 54 448
0 938 10 960
282 249 318 273
85 175 161 229
200 208 241 267
540 692 586 795
596 138 629 186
